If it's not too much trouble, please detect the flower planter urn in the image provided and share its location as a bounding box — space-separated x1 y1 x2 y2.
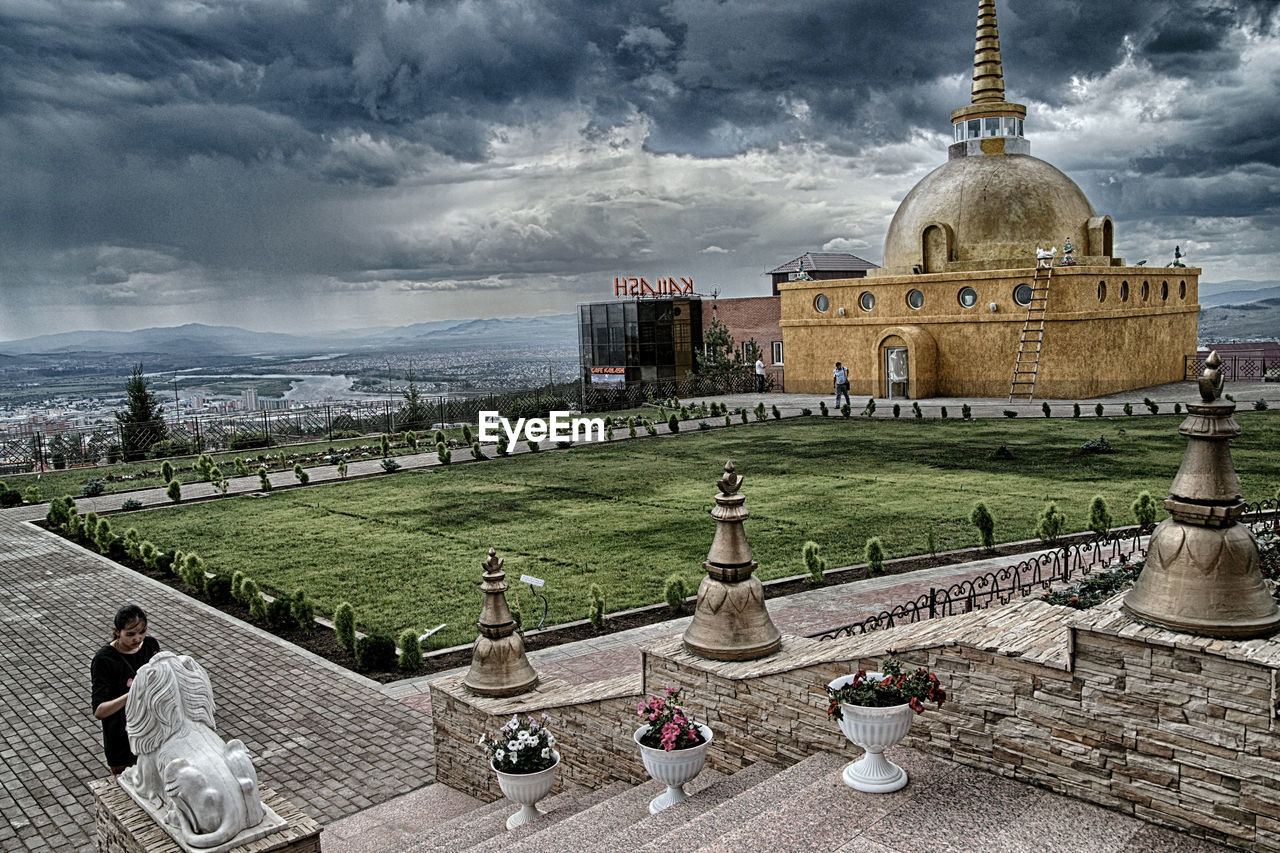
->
634 723 713 813
829 673 913 793
492 751 559 830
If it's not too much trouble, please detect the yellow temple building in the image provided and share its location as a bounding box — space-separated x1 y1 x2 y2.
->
779 0 1199 400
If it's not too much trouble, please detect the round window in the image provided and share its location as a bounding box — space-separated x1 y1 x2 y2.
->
1013 284 1033 307
1097 281 1107 302
1161 281 1169 301
906 289 924 310
814 294 829 313
958 287 977 308
1140 281 1149 301
1179 280 1187 299
1120 281 1129 302
859 291 875 311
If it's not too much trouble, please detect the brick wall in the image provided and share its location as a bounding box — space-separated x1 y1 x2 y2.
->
702 297 784 386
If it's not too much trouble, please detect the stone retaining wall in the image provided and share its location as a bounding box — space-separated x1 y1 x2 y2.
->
431 597 1280 850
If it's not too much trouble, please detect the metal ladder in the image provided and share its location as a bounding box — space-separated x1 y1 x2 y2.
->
1008 266 1051 401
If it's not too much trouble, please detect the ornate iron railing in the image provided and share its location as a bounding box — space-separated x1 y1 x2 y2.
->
1184 353 1271 382
808 508 1279 641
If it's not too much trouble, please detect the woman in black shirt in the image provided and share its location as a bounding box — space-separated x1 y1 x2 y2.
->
90 604 159 774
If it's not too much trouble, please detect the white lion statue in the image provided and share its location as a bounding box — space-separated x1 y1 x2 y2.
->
1035 246 1056 268
120 652 283 852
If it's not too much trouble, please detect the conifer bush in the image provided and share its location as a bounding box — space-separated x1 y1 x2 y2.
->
1174 402 1182 414
1089 495 1113 535
802 540 826 583
471 441 484 460
397 629 421 671
1123 403 1134 416
94 518 114 555
1073 403 1081 418
893 403 901 418
1132 491 1159 529
628 417 637 439
819 401 828 417
1042 402 1052 418
940 406 948 419
462 424 473 444
771 404 781 420
355 633 397 671
380 434 391 457
257 467 272 491
1002 409 1018 418
437 442 451 465
1035 502 1067 543
739 408 748 424
664 574 687 613
913 402 923 418
333 602 356 652
668 414 679 433
139 541 157 569
84 511 99 541
1095 403 1105 417
840 403 851 418
205 574 232 604
293 463 309 485
234 457 250 477
724 414 732 427
266 596 296 630
195 454 215 481
495 435 510 456
161 460 174 483
291 589 315 631
337 459 348 478
970 502 995 550
182 554 205 593
605 422 614 441
962 403 972 420
588 583 605 629
249 590 268 623
166 479 182 503
381 457 401 471
404 431 418 452
23 485 41 505
526 440 539 453
862 398 876 418
754 402 766 422
434 429 446 446
230 570 245 601
864 537 885 573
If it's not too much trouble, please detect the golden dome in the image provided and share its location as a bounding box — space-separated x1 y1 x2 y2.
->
879 152 1097 274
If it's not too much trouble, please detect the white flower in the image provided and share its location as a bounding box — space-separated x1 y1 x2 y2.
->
541 748 550 759
546 734 556 746
508 740 520 751
477 734 486 747
495 749 505 761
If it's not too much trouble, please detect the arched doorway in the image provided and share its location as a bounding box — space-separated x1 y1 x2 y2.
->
922 225 947 273
872 326 939 399
882 335 909 399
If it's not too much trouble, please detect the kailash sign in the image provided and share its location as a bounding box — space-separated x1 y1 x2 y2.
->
613 276 694 296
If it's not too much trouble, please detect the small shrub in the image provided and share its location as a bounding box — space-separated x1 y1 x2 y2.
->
181 554 205 593
962 403 972 420
1095 403 1104 417
1043 560 1144 610
230 570 245 601
0 487 23 508
166 480 182 503
912 402 922 419
267 596 296 630
739 409 748 424
378 434 391 457
83 511 99 541
293 463 309 485
290 589 315 631
1035 502 1067 543
771 404 781 420
970 502 995 550
668 414 679 433
404 430 418 452
80 479 106 498
862 398 876 418
664 574 688 613
334 602 356 652
754 402 766 422
355 633 397 671
1080 435 1115 454
247 587 266 621
1256 399 1269 411
205 573 232 604
800 407 812 416
139 541 157 570
1089 495 1113 535
588 583 605 630
802 540 826 583
645 419 659 435
462 424 473 444
1073 402 1081 418
698 421 711 431
234 457 250 477
628 418 637 439
724 414 732 427
893 403 901 419
495 435 510 456
471 441 484 460
940 406 948 419
1144 397 1159 414
381 458 401 472
94 518 115 555
1174 402 1182 414
526 440 540 453
840 403 851 418
258 467 272 491
22 486 41 504
819 401 828 417
1042 401 1052 418
437 442 451 465
1002 409 1018 418
195 454 215 481
1132 491 1159 529
46 495 75 529
864 537 885 574
161 460 174 483
397 629 421 671
1123 402 1134 416
337 459 348 478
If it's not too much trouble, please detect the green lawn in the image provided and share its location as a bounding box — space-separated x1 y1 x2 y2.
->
115 413 1280 648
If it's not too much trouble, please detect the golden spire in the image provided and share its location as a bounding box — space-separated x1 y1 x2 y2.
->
971 0 1006 104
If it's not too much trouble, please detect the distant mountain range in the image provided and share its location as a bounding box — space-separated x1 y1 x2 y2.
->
0 315 577 356
1198 298 1280 345
1198 279 1280 308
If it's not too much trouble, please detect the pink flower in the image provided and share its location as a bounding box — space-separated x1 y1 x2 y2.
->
660 721 680 750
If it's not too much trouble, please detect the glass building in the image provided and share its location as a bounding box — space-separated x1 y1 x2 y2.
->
578 298 704 388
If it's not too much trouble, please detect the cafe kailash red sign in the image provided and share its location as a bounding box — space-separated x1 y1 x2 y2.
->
613 276 694 296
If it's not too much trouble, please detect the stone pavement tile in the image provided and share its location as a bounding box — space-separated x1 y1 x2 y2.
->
979 789 1147 852
1119 823 1237 853
323 783 483 853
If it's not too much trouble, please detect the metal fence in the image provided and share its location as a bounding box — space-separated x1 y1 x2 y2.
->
808 500 1280 641
580 370 769 412
1184 353 1273 381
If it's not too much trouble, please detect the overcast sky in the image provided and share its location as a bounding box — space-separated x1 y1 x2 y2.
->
2 0 1277 340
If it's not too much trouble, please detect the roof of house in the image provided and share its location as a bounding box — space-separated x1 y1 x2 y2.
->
767 252 880 275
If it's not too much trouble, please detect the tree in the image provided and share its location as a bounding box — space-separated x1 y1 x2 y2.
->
115 364 166 461
695 317 759 390
397 365 432 432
